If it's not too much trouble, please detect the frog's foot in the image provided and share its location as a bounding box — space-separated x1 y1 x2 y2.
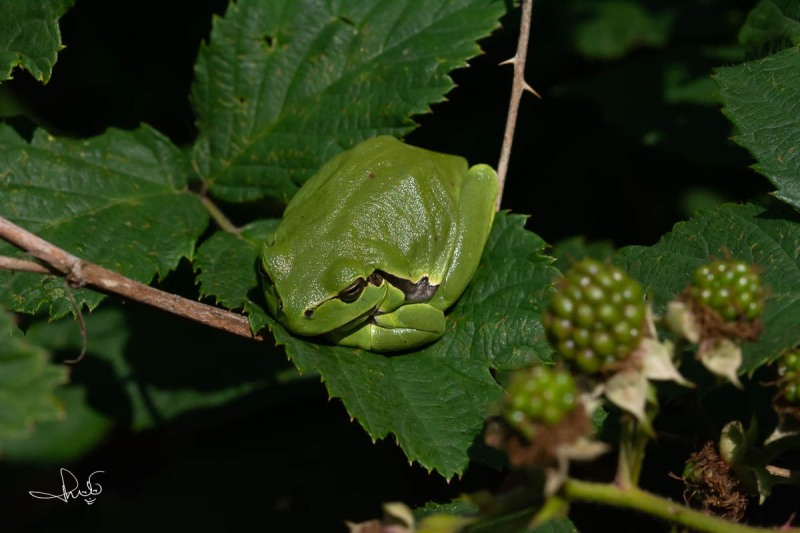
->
327 304 445 352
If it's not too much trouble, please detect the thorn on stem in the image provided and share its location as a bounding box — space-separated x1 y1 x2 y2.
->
524 81 542 99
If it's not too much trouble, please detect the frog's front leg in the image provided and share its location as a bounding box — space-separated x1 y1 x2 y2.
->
327 304 445 352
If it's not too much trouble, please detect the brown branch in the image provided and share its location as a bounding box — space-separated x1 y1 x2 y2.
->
0 256 51 274
0 216 263 341
496 0 539 211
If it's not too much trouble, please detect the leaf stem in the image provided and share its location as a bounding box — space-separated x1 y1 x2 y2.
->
197 190 241 234
0 216 262 341
560 478 800 533
496 0 539 211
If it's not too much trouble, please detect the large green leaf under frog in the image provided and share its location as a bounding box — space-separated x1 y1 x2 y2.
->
195 213 559 478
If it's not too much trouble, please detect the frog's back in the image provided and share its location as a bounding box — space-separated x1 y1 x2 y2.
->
276 136 468 281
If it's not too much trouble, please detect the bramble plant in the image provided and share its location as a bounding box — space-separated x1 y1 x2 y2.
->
1 1 800 532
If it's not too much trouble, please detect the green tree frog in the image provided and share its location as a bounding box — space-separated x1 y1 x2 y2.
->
260 136 497 352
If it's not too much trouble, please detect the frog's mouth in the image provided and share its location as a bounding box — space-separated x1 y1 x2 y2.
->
328 303 381 336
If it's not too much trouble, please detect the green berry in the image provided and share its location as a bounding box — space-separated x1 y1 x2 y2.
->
689 260 765 321
783 351 800 373
778 349 800 404
785 383 800 404
544 259 646 374
503 366 578 438
575 348 602 375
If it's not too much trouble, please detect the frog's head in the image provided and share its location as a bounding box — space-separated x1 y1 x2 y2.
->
260 242 388 337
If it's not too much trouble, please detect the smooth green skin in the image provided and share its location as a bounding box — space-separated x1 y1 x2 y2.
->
261 136 498 352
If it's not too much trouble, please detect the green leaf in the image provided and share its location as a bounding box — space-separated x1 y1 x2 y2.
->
0 124 209 318
615 202 800 374
550 236 614 274
0 0 74 83
714 47 800 213
0 386 113 464
0 307 67 442
194 220 279 334
191 0 507 203
739 0 800 56
449 212 559 372
23 305 291 436
194 213 557 478
569 0 674 60
414 499 478 522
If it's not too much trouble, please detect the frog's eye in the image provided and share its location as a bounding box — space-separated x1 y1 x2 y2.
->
338 278 366 303
367 272 383 286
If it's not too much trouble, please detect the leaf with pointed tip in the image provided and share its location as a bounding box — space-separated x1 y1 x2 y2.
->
604 369 648 422
0 0 74 83
616 202 800 374
0 124 209 318
714 47 800 212
191 0 508 203
699 338 744 389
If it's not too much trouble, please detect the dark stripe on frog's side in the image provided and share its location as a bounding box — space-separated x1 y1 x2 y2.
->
377 270 438 303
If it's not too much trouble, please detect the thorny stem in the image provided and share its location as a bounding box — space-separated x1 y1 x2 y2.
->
496 0 539 212
560 478 800 533
0 216 262 341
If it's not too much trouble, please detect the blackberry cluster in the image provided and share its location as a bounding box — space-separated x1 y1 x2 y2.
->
778 349 800 404
689 260 764 322
504 366 577 438
544 259 646 374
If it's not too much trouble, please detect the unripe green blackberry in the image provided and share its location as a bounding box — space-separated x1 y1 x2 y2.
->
689 260 764 322
503 366 577 439
544 259 645 374
778 349 800 404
